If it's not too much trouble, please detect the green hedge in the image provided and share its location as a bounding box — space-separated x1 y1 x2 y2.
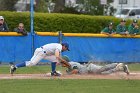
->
0 11 137 33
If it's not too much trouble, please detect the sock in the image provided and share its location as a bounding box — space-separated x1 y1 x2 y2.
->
51 62 56 72
15 62 26 68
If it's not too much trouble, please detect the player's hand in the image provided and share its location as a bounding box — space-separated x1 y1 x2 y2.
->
71 69 79 74
108 32 116 37
130 33 136 36
135 25 139 29
56 62 60 65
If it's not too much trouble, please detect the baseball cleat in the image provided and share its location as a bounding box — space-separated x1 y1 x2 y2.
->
51 71 61 76
123 65 130 75
10 65 16 75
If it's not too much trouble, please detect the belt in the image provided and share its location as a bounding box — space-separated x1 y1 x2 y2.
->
41 47 46 53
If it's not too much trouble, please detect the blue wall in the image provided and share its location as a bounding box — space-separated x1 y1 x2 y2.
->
0 34 32 63
0 34 140 63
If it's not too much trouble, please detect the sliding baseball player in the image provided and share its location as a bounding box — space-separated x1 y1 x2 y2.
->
61 56 130 75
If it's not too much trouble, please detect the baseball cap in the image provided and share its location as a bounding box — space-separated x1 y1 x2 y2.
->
109 22 113 26
62 43 70 51
0 16 4 20
133 19 138 23
121 19 126 22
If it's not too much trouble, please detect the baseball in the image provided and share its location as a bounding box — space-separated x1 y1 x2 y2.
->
46 73 51 77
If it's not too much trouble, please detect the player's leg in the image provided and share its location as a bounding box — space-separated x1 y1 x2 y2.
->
101 63 130 75
44 55 61 76
100 63 124 74
101 68 118 74
10 48 45 74
97 63 118 73
86 63 103 73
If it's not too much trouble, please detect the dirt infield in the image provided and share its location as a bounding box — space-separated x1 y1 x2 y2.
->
0 71 140 80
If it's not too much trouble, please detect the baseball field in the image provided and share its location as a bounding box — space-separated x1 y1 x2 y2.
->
0 63 140 93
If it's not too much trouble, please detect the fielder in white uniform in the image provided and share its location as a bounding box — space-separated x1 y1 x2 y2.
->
62 56 130 75
10 43 70 76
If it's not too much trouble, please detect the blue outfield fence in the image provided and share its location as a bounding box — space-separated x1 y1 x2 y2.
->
62 36 140 63
0 34 32 63
0 33 140 63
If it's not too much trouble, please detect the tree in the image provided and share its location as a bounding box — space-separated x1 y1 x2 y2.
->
52 0 65 13
105 0 117 15
35 0 48 12
0 0 18 11
76 0 115 15
35 0 65 13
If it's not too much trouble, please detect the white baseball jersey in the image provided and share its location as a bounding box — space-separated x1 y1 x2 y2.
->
41 43 62 56
26 43 62 66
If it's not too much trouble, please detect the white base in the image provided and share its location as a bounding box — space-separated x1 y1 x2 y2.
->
46 71 62 77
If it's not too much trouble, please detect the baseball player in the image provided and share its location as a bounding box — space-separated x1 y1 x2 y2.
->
128 19 140 35
116 19 129 35
10 43 70 76
101 22 116 36
61 56 130 75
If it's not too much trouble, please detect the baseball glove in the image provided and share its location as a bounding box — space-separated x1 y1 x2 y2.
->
60 60 71 68
60 55 71 68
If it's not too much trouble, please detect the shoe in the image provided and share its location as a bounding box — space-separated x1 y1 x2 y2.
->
123 65 130 75
51 71 61 76
10 65 16 75
116 63 124 71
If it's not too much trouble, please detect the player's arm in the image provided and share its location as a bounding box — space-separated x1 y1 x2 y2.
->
70 69 79 74
101 28 110 36
55 49 67 63
55 49 65 62
101 31 109 35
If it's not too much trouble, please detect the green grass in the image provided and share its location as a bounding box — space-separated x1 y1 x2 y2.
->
0 63 140 74
128 63 140 71
0 79 140 93
0 64 67 74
